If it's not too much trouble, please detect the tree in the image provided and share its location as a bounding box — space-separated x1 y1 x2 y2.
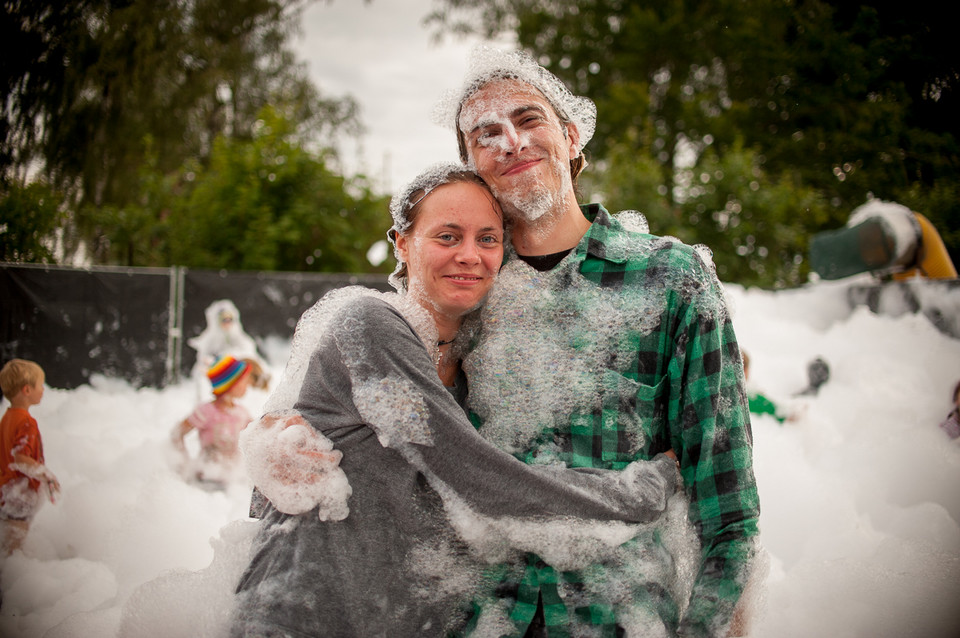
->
427 0 960 287
2 0 362 264
585 137 829 287
0 181 64 263
165 106 390 273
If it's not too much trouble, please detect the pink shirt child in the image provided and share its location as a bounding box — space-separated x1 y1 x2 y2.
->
186 400 252 460
171 356 254 477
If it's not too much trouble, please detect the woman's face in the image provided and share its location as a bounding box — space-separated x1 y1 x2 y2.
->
396 181 504 321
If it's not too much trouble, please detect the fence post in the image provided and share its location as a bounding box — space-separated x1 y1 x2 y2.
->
165 265 186 386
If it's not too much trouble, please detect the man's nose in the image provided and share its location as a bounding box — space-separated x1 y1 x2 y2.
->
502 124 521 153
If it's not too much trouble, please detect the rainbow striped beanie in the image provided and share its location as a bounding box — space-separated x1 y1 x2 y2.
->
207 355 250 396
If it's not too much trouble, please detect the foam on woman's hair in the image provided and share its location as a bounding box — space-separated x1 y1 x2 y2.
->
386 161 481 291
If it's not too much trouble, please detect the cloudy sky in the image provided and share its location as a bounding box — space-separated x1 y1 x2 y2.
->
293 0 509 194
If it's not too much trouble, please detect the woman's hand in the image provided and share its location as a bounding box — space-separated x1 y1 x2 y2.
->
239 410 352 520
611 453 683 524
255 412 343 486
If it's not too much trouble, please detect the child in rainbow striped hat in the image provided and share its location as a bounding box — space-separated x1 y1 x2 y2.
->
171 355 254 485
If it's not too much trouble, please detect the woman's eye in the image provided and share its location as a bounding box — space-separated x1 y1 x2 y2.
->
480 235 501 245
438 233 457 242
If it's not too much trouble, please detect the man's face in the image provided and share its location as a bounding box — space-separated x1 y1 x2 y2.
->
458 79 580 223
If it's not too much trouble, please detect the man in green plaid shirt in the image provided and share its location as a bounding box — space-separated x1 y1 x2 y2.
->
446 48 761 637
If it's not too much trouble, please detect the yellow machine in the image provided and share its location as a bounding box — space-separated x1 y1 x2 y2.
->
810 200 956 281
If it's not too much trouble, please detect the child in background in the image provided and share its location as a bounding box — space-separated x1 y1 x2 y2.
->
938 380 960 440
172 356 253 486
742 351 789 424
242 357 270 392
0 359 60 557
187 300 270 399
795 356 831 397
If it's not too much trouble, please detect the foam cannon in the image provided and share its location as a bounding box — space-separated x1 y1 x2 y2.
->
809 200 956 281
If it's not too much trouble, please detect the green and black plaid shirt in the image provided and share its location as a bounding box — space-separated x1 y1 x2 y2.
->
463 205 760 637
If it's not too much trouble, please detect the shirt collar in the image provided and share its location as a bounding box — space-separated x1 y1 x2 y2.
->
576 203 629 264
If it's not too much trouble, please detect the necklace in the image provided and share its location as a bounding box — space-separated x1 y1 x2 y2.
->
435 334 457 367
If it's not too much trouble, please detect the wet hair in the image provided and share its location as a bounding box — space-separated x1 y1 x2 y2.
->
387 162 497 291
243 358 270 391
0 359 45 401
454 73 588 187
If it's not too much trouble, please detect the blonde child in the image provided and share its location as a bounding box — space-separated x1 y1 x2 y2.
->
0 359 60 556
172 355 253 485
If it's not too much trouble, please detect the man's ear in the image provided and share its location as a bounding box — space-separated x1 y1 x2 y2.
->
564 122 581 159
394 232 409 263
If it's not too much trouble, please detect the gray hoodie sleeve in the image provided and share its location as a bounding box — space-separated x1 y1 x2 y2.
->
309 296 678 524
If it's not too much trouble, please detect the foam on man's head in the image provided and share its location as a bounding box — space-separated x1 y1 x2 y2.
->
434 45 597 156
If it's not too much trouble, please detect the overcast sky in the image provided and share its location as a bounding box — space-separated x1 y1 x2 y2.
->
293 0 508 194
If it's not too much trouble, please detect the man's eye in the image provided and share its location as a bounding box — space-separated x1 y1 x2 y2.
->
477 127 500 141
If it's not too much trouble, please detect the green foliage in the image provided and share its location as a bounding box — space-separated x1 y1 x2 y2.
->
674 144 830 288
429 0 960 288
2 0 364 262
1 0 388 273
0 182 64 263
165 106 391 273
586 139 828 287
77 136 177 266
2 105 393 273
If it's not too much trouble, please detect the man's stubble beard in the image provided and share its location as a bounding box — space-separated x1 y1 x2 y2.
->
490 154 572 229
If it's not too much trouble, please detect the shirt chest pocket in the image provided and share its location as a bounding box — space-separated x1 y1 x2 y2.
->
569 370 667 468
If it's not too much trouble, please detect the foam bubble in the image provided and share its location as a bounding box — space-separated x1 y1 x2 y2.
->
239 410 351 521
464 238 725 456
263 287 438 414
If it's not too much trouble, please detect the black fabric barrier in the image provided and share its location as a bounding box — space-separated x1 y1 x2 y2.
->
1 264 173 389
1 263 390 390
177 269 392 377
